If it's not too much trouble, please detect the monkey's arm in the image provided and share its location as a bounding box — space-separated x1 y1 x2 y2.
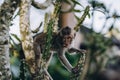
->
58 49 73 72
46 52 54 68
68 48 86 74
68 48 86 54
33 41 42 68
33 42 41 56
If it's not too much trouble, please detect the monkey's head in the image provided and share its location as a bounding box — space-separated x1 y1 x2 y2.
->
59 26 75 48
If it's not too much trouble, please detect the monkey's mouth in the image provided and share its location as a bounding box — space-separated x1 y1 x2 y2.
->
63 44 69 47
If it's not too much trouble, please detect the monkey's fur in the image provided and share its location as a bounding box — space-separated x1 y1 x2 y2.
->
33 26 84 79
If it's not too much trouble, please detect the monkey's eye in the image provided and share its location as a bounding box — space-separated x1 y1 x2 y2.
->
67 37 71 39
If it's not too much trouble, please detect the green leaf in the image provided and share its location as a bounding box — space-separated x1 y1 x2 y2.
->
11 33 21 42
88 13 91 18
73 9 81 12
109 25 114 31
71 0 84 8
75 15 80 21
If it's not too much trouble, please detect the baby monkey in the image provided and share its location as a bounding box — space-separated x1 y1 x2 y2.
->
33 26 85 79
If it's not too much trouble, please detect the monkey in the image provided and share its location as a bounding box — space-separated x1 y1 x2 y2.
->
33 26 85 79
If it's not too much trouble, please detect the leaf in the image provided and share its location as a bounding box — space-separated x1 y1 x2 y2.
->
12 10 20 19
32 22 43 33
74 6 90 31
109 25 114 31
10 36 21 51
11 33 21 43
71 0 84 8
75 15 80 21
88 12 91 18
73 9 81 12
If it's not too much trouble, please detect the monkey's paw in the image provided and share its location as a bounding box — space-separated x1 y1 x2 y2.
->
72 66 80 75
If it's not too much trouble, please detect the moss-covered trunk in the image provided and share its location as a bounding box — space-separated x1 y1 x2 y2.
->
19 0 37 78
0 0 18 79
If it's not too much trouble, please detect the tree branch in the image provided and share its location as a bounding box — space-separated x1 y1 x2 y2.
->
20 0 36 76
0 0 19 79
60 1 75 13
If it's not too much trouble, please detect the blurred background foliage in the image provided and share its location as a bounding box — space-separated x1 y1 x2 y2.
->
9 0 120 80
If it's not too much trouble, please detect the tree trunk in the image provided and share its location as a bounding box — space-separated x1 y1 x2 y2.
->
0 0 18 79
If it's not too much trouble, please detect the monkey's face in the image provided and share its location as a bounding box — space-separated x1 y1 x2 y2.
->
59 26 75 48
62 34 73 48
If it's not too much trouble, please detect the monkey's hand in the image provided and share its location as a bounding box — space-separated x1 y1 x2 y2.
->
72 66 80 78
68 48 86 54
71 66 80 76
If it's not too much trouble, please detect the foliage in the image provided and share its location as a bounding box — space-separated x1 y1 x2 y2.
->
79 0 120 80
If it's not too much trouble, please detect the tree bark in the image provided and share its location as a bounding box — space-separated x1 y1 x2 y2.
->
0 0 19 79
19 0 37 77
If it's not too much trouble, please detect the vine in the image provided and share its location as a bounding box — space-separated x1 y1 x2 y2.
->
74 6 90 31
70 52 86 80
70 6 90 80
